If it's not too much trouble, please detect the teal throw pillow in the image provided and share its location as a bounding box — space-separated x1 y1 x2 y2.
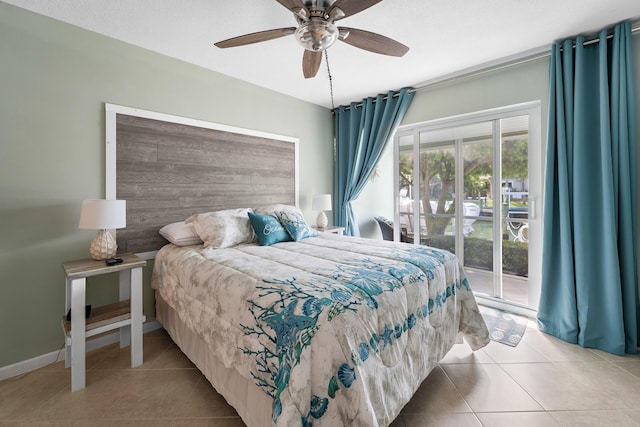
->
276 210 317 241
248 212 291 246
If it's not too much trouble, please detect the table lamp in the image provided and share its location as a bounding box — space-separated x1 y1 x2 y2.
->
312 194 332 229
79 199 126 260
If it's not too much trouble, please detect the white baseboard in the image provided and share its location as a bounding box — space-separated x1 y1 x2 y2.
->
0 320 162 381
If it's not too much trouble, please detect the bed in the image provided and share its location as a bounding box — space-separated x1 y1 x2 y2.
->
107 105 489 426
151 207 489 426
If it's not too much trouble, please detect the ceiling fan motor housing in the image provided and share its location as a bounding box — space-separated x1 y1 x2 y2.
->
303 0 338 11
295 19 338 51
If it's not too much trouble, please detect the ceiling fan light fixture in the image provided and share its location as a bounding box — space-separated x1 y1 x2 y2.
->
295 20 338 51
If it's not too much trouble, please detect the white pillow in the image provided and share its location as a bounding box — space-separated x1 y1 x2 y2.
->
188 208 255 248
159 221 203 246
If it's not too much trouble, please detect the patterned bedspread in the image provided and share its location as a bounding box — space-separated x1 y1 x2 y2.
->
151 233 489 426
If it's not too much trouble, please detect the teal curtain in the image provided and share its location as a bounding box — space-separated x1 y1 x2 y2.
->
334 88 414 236
537 21 638 355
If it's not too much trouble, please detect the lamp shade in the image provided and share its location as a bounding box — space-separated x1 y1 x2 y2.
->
312 194 332 212
79 199 126 230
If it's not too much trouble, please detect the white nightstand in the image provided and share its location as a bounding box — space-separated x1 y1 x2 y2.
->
62 253 146 391
314 226 345 235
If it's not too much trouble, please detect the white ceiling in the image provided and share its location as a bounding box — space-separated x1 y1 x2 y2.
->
4 0 640 108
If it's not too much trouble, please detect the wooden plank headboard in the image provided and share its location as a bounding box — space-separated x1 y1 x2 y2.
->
105 104 299 256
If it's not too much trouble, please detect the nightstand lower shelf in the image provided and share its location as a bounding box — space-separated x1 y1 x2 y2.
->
61 300 147 343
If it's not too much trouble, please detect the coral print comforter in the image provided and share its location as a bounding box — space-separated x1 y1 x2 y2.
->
152 233 489 426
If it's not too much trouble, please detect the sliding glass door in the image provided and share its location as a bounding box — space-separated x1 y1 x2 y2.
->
394 104 541 312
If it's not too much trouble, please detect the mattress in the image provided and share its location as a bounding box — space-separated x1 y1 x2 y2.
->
151 232 489 426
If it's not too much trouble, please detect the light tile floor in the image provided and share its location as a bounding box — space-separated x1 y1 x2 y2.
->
3 322 640 426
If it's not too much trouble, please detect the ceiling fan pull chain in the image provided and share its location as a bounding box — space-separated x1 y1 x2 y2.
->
324 50 335 111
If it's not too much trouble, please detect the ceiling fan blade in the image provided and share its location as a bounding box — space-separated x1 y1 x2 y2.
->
275 0 306 11
302 50 322 79
327 0 382 20
338 27 409 57
215 27 296 48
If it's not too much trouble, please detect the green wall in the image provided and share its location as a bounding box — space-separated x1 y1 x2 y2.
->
0 3 333 368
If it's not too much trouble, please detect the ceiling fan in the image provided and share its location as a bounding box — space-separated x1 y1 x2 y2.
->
214 0 409 79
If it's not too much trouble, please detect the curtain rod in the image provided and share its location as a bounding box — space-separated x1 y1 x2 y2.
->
411 20 640 94
333 20 639 112
331 89 414 113
561 21 640 49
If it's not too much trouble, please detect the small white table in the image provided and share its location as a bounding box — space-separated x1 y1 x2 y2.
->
62 253 146 391
314 226 345 235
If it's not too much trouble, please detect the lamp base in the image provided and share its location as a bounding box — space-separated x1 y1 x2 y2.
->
316 211 328 229
89 229 118 260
